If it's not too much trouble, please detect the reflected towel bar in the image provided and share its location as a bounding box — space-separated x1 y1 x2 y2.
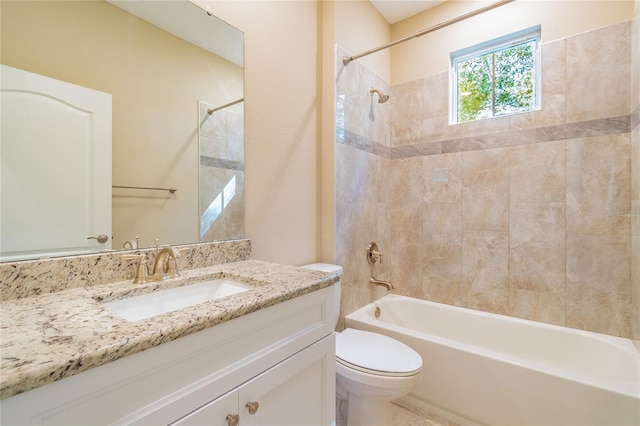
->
112 185 177 193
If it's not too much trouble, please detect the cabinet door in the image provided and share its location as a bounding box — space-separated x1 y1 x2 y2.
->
173 389 238 426
239 336 335 426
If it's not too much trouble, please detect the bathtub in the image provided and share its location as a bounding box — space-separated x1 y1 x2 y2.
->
345 294 640 426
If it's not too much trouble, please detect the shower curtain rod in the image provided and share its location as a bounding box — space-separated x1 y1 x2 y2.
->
343 0 515 66
207 98 244 115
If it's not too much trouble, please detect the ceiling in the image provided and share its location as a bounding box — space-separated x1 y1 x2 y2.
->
370 0 448 24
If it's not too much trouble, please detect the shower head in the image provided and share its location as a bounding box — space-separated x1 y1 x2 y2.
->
370 87 389 103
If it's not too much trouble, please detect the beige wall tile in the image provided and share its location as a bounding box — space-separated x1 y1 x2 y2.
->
566 292 631 338
422 115 464 143
424 202 462 241
391 79 423 147
510 203 565 294
422 238 463 306
460 115 510 138
509 93 566 130
390 204 423 294
566 234 631 296
632 231 640 342
422 72 448 119
508 288 566 326
510 140 565 203
423 201 462 305
423 152 463 204
566 21 631 122
632 6 640 109
633 125 640 202
566 233 631 337
462 148 509 232
462 230 510 315
390 156 423 207
541 39 566 97
566 134 632 236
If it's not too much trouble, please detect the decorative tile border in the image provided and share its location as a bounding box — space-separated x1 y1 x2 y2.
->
338 114 632 159
337 127 391 158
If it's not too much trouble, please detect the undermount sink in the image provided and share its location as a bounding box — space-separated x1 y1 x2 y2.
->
103 279 252 322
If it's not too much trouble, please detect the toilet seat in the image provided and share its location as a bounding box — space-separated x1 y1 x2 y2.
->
335 328 422 377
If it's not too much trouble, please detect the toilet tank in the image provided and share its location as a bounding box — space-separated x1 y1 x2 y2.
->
301 263 342 328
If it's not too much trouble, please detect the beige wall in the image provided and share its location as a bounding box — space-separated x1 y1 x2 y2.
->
631 0 640 348
2 1 243 250
334 0 391 84
391 0 634 84
203 0 389 266
200 1 320 265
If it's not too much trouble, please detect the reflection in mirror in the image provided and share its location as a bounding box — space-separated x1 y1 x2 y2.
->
198 99 245 242
0 0 244 262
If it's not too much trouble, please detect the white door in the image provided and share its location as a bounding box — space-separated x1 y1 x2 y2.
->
0 65 112 261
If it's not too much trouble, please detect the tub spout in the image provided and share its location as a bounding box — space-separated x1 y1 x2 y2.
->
370 276 394 291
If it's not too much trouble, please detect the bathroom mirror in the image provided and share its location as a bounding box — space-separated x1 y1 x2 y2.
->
0 0 244 262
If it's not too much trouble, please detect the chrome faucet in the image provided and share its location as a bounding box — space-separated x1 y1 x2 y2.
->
152 246 182 280
369 276 394 291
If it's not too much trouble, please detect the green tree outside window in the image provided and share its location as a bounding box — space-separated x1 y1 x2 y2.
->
453 29 539 123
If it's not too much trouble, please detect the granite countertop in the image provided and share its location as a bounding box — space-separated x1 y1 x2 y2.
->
0 259 337 400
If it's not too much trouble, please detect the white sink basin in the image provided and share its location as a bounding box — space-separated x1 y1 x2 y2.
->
103 279 252 322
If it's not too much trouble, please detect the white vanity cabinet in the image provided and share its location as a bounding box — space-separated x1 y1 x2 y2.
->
176 336 333 426
0 286 335 426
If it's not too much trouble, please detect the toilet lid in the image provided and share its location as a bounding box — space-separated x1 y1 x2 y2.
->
336 328 422 377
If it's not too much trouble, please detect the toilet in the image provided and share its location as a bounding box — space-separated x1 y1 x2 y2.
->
302 264 423 426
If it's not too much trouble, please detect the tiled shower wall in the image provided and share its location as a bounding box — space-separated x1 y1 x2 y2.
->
336 21 636 338
632 0 639 346
335 46 391 327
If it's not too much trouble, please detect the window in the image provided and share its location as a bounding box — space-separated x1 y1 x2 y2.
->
450 26 541 123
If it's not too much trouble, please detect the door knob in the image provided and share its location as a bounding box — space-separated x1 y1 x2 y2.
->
225 414 239 426
87 234 109 243
246 401 259 415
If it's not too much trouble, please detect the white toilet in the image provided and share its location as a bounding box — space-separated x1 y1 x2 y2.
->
302 264 423 426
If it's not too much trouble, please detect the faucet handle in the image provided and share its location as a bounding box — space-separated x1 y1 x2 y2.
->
121 254 150 284
165 248 189 278
165 256 180 278
367 242 383 264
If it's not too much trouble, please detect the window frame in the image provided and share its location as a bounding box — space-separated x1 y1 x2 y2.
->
449 25 542 124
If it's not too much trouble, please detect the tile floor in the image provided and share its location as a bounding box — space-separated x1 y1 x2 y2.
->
336 401 457 426
390 403 458 426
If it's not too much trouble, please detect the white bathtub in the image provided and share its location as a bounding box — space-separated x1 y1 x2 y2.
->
345 294 640 426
